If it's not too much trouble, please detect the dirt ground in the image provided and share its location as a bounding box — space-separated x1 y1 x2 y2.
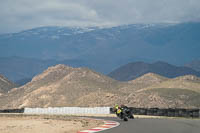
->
0 114 103 133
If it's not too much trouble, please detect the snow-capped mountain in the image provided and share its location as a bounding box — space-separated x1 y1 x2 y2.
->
1 26 98 40
0 22 200 74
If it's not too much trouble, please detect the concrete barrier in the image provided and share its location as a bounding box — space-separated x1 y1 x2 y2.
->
24 107 111 115
1 107 200 118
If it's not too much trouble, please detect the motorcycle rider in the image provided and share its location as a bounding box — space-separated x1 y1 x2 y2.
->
114 104 134 119
114 104 123 118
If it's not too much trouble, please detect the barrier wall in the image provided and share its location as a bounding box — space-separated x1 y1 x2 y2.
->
0 107 200 118
110 107 200 118
24 107 110 115
0 108 24 113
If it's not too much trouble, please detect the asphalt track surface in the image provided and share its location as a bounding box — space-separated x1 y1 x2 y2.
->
97 117 200 133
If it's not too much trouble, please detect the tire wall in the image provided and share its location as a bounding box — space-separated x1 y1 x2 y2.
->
110 107 200 118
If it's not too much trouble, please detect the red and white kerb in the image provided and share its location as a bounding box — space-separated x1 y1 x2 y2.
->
78 120 120 133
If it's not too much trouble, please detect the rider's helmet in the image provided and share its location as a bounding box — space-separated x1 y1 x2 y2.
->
115 104 119 109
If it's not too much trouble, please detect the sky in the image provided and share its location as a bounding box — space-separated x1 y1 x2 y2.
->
0 0 200 33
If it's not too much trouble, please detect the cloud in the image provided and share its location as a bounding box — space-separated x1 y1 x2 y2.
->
86 0 200 23
0 0 200 33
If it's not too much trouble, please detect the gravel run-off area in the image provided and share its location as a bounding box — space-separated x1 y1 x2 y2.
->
0 114 103 133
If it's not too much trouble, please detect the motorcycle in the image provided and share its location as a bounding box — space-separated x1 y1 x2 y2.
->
124 106 134 119
115 106 134 121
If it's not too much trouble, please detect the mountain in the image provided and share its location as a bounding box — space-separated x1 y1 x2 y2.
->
0 75 16 93
1 65 200 109
128 75 200 108
118 73 169 94
108 61 200 81
128 73 168 88
185 60 200 72
0 56 90 84
0 22 200 74
143 75 200 92
0 64 123 109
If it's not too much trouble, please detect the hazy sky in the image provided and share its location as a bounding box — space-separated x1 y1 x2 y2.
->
0 0 200 33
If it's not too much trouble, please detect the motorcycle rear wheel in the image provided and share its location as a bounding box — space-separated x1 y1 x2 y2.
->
123 117 128 121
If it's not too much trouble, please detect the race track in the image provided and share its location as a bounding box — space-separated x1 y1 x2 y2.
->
100 117 200 133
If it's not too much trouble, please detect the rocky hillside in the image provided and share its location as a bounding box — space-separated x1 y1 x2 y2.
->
0 65 123 109
1 65 200 109
0 75 16 93
73 73 200 109
142 75 200 93
129 73 168 85
108 61 200 81
128 75 200 108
